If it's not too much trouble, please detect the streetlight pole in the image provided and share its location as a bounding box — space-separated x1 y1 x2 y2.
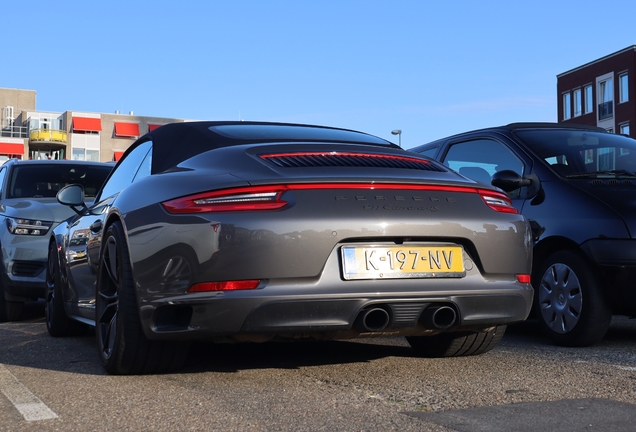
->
391 129 402 147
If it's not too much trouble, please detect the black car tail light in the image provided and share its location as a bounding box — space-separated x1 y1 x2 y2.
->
162 183 519 214
188 280 261 292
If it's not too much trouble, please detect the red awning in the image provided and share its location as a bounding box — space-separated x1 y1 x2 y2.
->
0 143 25 155
148 124 162 132
73 117 102 132
114 122 140 138
113 151 124 161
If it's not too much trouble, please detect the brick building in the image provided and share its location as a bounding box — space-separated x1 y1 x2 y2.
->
557 46 635 137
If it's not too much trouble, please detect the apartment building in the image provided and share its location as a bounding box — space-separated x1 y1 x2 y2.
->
0 87 186 162
557 46 635 137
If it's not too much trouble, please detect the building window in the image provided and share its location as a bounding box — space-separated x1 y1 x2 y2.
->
72 148 100 161
573 89 582 117
619 73 629 103
563 92 571 120
620 123 630 136
584 85 593 114
598 79 613 120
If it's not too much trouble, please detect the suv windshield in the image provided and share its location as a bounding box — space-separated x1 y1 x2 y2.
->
8 163 113 199
515 129 636 177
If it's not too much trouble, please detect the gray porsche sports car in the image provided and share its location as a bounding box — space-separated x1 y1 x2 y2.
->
46 121 533 375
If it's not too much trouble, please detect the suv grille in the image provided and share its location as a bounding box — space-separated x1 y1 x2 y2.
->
260 152 446 172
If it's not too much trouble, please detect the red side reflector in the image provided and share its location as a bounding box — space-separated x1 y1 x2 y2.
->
516 274 531 283
188 280 261 292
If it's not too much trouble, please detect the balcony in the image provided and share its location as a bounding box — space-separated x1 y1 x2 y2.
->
29 128 67 143
598 101 613 121
1 125 27 138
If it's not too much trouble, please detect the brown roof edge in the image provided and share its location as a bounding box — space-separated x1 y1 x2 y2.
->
557 45 636 78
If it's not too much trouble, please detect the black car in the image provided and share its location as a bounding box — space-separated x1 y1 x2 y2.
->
46 121 533 375
411 122 636 347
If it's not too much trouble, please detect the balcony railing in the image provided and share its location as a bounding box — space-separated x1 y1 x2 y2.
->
1 125 27 138
29 128 67 143
598 101 613 121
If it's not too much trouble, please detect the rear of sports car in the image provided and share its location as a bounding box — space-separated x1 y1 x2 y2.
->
122 142 533 357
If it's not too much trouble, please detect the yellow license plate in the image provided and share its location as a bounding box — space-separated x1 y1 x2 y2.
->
341 245 465 280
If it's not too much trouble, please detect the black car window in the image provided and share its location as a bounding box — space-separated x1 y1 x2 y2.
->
132 147 152 182
442 139 525 198
7 163 112 199
515 129 636 176
97 140 152 200
417 146 438 158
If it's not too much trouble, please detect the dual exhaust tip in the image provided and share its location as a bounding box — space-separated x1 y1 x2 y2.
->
354 304 457 333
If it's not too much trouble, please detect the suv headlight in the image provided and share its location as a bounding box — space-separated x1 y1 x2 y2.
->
6 217 53 236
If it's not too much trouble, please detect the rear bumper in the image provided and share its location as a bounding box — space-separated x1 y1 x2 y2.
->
140 283 533 341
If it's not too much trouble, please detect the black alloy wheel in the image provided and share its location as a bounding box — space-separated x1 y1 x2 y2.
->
535 250 611 347
96 221 189 375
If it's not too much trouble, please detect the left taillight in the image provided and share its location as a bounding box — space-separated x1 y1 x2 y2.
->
162 186 289 214
478 189 518 214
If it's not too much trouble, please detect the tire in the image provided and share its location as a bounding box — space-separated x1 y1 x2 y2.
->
45 241 85 336
95 221 189 375
406 325 506 357
534 250 611 347
0 283 23 322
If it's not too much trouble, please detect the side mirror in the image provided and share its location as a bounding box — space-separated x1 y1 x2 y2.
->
57 184 87 214
491 170 532 193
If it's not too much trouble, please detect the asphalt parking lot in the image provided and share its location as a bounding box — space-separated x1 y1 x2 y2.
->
1 302 635 431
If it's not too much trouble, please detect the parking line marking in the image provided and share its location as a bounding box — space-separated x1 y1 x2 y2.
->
0 364 58 421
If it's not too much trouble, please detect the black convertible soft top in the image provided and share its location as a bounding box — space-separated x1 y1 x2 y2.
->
136 121 396 174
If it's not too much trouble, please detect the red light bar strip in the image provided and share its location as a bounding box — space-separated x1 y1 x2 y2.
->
162 183 517 214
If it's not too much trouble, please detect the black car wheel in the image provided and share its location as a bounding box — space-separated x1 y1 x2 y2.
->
96 221 189 375
535 250 611 347
406 325 506 357
0 283 23 322
45 241 83 336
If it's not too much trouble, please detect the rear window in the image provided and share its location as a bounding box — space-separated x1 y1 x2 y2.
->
8 163 113 199
210 124 392 146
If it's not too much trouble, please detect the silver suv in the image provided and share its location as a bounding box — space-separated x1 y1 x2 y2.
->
0 159 113 321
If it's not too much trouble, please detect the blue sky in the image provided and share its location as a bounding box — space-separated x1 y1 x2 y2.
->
3 1 636 148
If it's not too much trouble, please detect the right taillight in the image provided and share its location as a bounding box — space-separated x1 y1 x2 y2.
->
478 189 518 214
